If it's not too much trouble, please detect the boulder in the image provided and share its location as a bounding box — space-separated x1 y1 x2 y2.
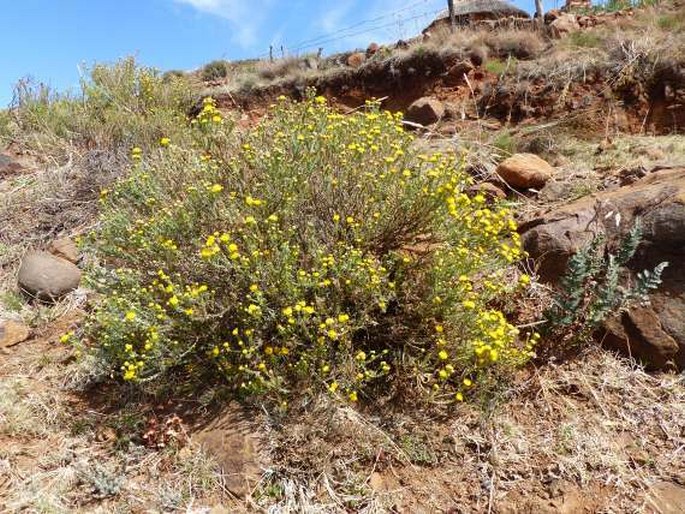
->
346 52 366 68
496 153 554 189
445 60 475 86
405 97 445 126
18 252 81 302
0 320 31 349
48 237 80 264
366 42 380 57
520 167 685 369
550 13 580 38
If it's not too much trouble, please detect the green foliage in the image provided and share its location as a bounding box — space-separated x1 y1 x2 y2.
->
0 109 11 143
657 12 685 30
78 93 536 406
545 221 668 339
9 57 193 157
567 31 603 49
492 131 517 155
201 60 229 81
484 58 516 75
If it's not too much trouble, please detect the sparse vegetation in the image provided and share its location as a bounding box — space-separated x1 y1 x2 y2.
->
545 220 668 342
201 59 229 81
8 57 192 158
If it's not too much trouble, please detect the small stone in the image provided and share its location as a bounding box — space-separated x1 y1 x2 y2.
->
467 182 507 201
48 237 80 264
18 252 82 302
366 42 380 57
445 60 475 86
405 97 445 126
496 153 555 189
550 13 580 38
346 52 366 68
0 154 23 177
0 320 31 348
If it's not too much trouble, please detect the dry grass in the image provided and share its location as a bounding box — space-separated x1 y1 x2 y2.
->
0 328 227 512
251 347 685 512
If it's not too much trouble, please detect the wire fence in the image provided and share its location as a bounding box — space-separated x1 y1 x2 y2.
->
252 0 446 61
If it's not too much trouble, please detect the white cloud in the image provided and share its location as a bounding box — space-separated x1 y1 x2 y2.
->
173 0 444 54
175 0 275 48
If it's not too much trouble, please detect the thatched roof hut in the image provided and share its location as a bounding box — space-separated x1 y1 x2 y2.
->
423 0 531 32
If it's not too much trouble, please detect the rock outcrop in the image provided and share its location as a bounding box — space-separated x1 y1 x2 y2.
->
520 167 685 369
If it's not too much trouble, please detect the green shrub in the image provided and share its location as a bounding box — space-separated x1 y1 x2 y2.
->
77 94 536 405
492 131 517 155
484 58 515 75
0 109 11 143
567 31 603 48
201 60 229 81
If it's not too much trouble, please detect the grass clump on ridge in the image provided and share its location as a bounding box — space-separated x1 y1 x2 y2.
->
73 86 538 407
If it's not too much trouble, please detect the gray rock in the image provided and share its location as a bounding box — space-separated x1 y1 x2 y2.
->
18 252 81 302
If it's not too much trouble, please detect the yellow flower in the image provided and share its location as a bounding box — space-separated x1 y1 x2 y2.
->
455 392 464 402
124 311 136 321
159 137 170 147
168 296 179 307
463 378 473 387
208 184 224 193
519 274 531 286
249 284 259 292
338 313 350 323
327 329 338 340
328 381 339 393
435 325 444 333
438 350 448 360
247 304 262 316
348 391 358 402
462 300 476 310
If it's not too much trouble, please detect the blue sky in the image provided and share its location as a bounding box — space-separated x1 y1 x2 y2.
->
0 0 554 107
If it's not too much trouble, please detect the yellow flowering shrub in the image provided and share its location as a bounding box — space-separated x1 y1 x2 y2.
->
81 92 536 404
